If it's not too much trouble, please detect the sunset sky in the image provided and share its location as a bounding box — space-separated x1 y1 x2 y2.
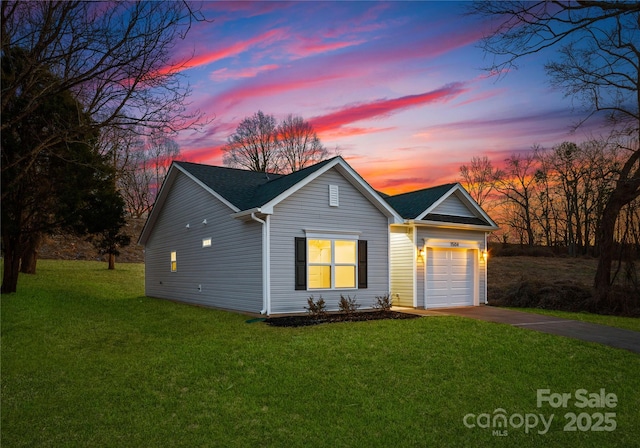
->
171 1 608 195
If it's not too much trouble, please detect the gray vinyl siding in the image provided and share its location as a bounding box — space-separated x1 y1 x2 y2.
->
415 227 486 307
432 193 475 217
269 168 390 314
390 225 415 307
144 171 263 312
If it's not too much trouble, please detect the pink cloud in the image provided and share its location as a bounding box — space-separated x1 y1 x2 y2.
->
160 28 287 75
319 126 395 139
210 72 345 111
287 36 366 58
210 64 280 81
310 83 468 133
179 145 226 165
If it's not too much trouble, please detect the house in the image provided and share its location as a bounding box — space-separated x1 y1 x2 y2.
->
138 156 498 315
386 184 498 309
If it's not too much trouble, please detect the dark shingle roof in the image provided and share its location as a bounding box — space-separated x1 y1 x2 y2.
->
385 183 457 219
174 157 337 211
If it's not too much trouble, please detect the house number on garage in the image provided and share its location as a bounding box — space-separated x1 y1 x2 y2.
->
450 242 459 247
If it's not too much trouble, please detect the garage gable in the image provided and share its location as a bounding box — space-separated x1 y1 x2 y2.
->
385 183 498 230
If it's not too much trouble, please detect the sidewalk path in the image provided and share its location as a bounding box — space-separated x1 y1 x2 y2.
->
396 306 640 354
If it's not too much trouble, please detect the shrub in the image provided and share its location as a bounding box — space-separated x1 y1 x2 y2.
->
338 294 360 315
489 279 592 312
305 296 326 319
373 293 394 311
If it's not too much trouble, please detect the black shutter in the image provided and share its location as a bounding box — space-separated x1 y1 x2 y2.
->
295 237 307 290
358 240 368 289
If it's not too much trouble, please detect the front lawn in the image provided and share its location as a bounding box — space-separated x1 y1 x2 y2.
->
2 260 639 447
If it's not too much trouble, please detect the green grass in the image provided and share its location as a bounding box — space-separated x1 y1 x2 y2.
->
2 260 640 447
503 308 640 332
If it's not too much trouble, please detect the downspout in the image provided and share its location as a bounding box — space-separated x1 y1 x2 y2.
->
251 213 271 315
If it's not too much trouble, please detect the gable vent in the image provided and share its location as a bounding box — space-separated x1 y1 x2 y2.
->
329 185 339 207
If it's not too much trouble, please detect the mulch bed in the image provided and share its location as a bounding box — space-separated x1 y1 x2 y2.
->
264 310 421 327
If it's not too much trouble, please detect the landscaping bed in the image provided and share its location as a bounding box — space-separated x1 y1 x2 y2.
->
264 310 421 327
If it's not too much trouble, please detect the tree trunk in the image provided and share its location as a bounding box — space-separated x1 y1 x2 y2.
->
594 150 640 302
594 201 619 301
1 235 22 294
20 232 41 275
108 253 115 270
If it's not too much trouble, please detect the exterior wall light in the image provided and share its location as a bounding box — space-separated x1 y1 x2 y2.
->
202 219 207 225
482 250 488 262
185 223 190 229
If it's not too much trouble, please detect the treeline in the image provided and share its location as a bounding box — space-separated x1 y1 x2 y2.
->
461 137 640 259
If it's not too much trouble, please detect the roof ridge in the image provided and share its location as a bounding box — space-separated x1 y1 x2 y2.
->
387 182 457 199
174 160 283 178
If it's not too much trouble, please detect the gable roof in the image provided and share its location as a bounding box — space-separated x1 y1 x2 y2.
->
173 158 335 211
386 183 498 229
138 157 402 245
385 183 457 219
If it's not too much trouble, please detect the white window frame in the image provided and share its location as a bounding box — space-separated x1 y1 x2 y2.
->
305 231 360 290
170 251 177 272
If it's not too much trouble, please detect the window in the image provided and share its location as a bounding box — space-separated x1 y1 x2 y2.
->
170 251 177 272
295 237 367 291
202 237 212 248
308 239 357 289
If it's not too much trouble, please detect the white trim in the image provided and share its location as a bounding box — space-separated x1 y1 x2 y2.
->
484 232 488 304
410 219 499 231
306 237 359 291
416 184 459 220
250 213 271 315
424 238 481 250
231 207 272 219
412 225 418 308
304 229 361 239
173 164 240 213
261 157 403 223
414 183 499 229
139 163 242 245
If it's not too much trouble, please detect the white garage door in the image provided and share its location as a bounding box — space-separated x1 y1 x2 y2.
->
426 248 474 308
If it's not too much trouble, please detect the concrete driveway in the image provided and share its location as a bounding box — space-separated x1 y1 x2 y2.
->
397 306 640 354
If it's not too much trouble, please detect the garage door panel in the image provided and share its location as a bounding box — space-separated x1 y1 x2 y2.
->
426 248 474 308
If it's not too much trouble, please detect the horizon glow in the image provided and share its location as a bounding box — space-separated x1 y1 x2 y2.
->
169 1 609 195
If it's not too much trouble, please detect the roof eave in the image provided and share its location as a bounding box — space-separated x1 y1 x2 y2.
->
231 207 273 219
259 157 403 222
408 219 500 231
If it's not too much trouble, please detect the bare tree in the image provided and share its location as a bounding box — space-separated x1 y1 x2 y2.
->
459 156 502 207
224 112 330 174
1 2 205 194
223 111 279 172
469 1 640 301
1 1 206 293
531 149 557 248
100 127 179 218
495 152 540 246
278 114 328 173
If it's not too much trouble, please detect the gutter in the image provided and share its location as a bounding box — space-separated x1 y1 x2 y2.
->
250 212 271 315
406 219 499 231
